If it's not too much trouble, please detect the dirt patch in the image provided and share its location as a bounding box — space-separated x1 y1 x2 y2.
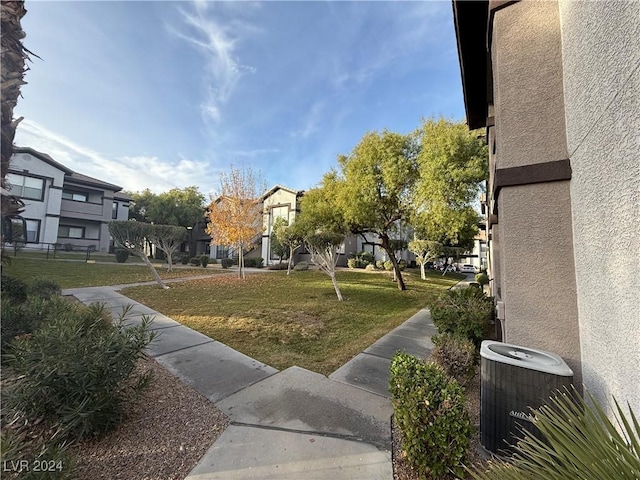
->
71 358 229 480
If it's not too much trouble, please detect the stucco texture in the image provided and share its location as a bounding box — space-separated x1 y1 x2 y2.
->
559 1 640 416
492 1 568 169
498 182 582 386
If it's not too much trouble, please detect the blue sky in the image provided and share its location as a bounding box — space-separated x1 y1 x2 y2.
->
15 0 465 197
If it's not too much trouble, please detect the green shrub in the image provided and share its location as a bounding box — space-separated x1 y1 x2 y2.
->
210 258 217 264
398 259 407 271
180 254 190 265
431 333 477 386
376 260 385 269
358 251 375 266
27 277 61 300
189 256 201 266
1 275 27 303
475 272 489 286
294 261 309 271
268 262 289 270
1 295 85 352
0 429 76 480
1 298 29 351
390 353 471 479
469 389 640 480
221 258 234 269
428 288 493 348
4 303 156 440
347 258 358 269
365 263 377 271
383 260 394 271
244 257 264 268
200 255 209 267
114 248 129 263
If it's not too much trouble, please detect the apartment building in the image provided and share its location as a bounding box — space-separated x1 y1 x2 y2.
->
7 147 130 253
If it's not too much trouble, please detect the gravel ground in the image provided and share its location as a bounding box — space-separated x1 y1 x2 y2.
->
72 358 229 480
392 373 487 480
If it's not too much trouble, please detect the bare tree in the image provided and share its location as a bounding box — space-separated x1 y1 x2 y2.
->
108 221 168 289
305 232 345 301
408 239 443 280
148 224 187 272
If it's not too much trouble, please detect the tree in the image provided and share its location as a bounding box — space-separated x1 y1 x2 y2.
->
388 238 408 283
270 217 289 264
305 231 345 301
408 239 443 280
108 221 168 289
335 130 419 291
205 166 265 279
148 224 187 272
412 118 487 256
278 220 304 275
128 186 205 228
1 0 33 219
127 189 156 223
296 183 348 301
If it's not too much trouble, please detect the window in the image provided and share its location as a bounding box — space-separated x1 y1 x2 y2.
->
62 190 88 202
112 201 118 219
25 219 41 243
6 173 44 200
58 225 85 239
216 246 229 259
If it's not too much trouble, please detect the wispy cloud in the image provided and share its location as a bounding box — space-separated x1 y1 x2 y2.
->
227 148 280 159
331 2 450 89
290 102 324 139
15 120 215 194
171 1 258 123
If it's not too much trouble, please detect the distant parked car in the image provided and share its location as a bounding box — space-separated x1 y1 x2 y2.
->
460 264 477 273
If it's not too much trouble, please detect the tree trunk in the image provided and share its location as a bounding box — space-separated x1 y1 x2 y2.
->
1 0 28 216
239 245 244 279
287 245 293 275
138 252 168 289
330 272 343 301
420 262 426 280
380 236 406 291
166 252 173 272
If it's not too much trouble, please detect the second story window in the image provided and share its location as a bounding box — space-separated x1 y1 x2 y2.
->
62 190 88 202
112 201 118 219
6 173 44 201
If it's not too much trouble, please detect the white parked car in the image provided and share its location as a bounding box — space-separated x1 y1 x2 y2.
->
460 264 477 273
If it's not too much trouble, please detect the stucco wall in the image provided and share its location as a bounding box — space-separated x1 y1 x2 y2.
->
261 188 298 264
498 183 582 385
492 1 569 169
559 0 640 415
491 1 582 384
10 153 65 246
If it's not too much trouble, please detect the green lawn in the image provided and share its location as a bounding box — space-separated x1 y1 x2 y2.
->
122 269 463 375
2 257 220 288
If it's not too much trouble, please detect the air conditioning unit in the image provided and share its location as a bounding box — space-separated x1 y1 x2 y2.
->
480 340 573 456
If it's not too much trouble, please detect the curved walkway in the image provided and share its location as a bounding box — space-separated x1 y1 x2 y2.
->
63 274 447 480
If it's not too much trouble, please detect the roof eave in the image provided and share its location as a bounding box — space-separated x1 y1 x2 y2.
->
452 0 490 130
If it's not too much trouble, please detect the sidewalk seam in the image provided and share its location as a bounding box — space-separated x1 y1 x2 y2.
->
150 339 215 358
228 421 391 450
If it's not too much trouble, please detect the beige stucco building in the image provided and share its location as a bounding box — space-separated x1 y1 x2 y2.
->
453 0 639 417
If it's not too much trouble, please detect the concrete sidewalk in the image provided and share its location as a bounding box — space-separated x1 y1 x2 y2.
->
64 277 442 480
